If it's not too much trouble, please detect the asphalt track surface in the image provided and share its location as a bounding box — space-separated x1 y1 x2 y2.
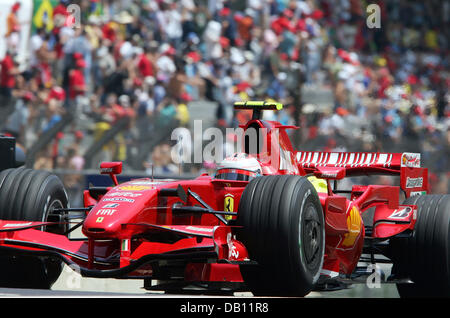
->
0 264 399 297
0 287 399 297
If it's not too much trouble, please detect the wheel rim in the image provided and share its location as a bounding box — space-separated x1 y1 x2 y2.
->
45 199 66 235
301 204 323 270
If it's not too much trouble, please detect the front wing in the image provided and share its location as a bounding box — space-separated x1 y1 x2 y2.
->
0 220 248 280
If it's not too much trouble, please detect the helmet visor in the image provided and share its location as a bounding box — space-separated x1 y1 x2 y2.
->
215 168 257 181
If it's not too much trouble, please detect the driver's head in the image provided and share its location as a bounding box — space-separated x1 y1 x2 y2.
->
215 153 262 181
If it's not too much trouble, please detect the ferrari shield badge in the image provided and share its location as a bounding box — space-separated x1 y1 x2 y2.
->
224 194 234 221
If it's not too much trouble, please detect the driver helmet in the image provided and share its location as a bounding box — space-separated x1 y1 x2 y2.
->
215 153 262 181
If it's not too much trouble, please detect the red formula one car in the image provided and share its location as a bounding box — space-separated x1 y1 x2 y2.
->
0 101 449 297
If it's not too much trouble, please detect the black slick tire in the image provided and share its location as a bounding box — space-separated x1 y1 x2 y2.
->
236 175 325 296
0 168 69 289
391 194 450 298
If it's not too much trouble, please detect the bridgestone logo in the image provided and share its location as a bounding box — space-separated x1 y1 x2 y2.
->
406 177 423 188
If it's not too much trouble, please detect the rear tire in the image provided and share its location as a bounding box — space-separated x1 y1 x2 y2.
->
0 168 69 289
236 175 325 296
391 194 450 298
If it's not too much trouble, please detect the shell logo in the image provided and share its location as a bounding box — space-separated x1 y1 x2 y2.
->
341 206 362 247
118 185 153 191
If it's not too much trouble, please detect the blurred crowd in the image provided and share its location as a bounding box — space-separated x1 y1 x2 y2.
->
0 0 448 193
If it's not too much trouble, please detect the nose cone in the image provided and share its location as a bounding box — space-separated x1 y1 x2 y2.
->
82 180 158 238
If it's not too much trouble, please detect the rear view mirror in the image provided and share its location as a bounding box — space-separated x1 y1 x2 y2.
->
100 162 122 185
100 162 122 175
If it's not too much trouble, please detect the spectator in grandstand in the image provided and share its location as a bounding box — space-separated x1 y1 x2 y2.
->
137 45 155 79
67 57 87 105
60 144 85 206
0 0 447 193
145 143 179 176
63 27 92 85
3 91 34 145
5 1 21 53
0 50 19 101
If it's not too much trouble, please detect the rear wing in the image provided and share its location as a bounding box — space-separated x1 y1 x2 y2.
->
234 101 283 120
296 151 428 197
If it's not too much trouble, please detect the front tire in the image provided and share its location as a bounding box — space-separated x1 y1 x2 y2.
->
391 194 450 297
236 175 325 296
0 168 69 289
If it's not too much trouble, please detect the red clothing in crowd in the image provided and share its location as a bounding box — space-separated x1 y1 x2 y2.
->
52 4 69 55
38 62 52 88
102 23 116 42
377 72 393 98
0 54 15 88
101 103 127 124
271 16 295 35
137 53 153 77
47 86 66 102
53 4 68 18
68 69 86 99
237 16 253 41
270 9 295 35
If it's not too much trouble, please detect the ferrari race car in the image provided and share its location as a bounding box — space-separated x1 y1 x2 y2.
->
0 101 448 297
